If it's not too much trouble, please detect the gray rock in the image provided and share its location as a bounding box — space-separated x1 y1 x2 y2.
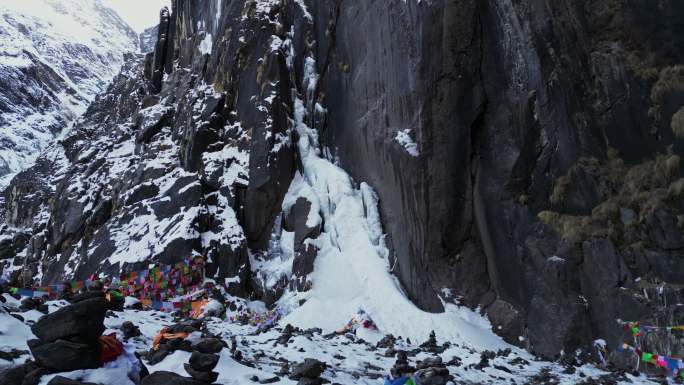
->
188 351 219 372
0 361 40 385
192 338 224 354
47 377 99 385
140 371 205 385
183 364 218 383
31 297 106 343
290 358 326 380
296 379 323 385
28 339 100 372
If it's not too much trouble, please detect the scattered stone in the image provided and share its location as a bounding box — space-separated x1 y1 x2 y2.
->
21 366 52 385
278 324 295 345
290 358 326 380
508 357 530 366
526 367 560 385
278 361 290 375
445 356 462 367
417 356 443 370
390 350 416 378
121 321 141 340
259 376 280 384
167 337 193 352
376 334 396 349
0 361 40 385
0 348 29 361
147 346 171 365
47 376 99 385
183 363 219 383
140 371 205 385
296 379 323 385
497 348 512 357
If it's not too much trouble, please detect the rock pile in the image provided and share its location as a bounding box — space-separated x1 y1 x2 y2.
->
183 352 219 383
144 320 227 384
141 371 205 385
390 351 415 378
28 293 107 372
414 356 453 385
121 320 142 340
0 292 111 385
387 349 453 385
419 330 448 354
146 321 201 364
289 358 327 385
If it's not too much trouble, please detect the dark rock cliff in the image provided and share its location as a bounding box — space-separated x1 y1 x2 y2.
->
2 0 683 360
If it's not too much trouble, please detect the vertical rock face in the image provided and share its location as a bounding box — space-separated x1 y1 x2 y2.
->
2 0 683 359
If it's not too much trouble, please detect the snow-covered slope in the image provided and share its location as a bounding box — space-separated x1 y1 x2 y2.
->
0 0 138 186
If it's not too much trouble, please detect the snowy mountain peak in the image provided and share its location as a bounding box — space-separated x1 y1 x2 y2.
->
0 0 139 186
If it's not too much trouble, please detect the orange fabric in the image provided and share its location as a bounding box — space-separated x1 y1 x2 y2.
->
99 333 124 363
190 299 209 319
152 327 189 350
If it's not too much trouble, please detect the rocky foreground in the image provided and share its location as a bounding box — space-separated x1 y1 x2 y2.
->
0 291 665 385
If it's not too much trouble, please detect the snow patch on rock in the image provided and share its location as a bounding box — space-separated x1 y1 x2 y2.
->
395 129 420 157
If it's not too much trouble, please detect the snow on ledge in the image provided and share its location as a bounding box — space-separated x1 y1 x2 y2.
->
395 129 419 157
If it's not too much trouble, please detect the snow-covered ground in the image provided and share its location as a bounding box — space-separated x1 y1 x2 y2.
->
0 293 660 384
0 0 138 187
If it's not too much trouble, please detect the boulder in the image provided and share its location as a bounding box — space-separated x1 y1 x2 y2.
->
28 339 100 372
20 298 38 311
121 321 141 340
296 379 323 385
0 348 29 361
140 371 205 385
188 352 219 372
0 361 39 385
192 338 224 354
146 346 171 365
69 291 104 304
290 359 326 380
47 377 99 385
19 367 51 385
31 297 106 342
183 364 219 383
